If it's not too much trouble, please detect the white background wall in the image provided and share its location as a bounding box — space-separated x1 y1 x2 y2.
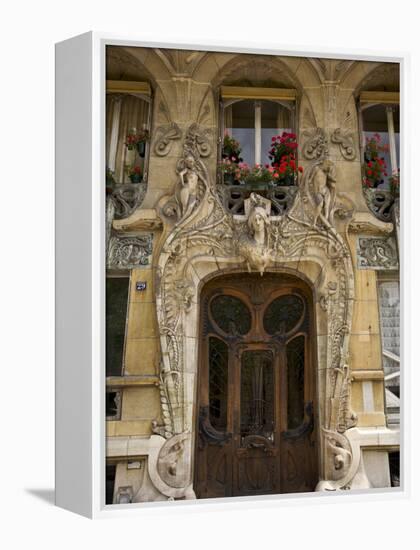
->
1 0 419 548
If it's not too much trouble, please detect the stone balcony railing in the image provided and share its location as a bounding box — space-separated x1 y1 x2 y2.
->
363 188 399 223
217 182 298 216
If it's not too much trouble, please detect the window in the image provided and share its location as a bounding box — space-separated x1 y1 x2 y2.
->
360 92 400 190
377 277 400 426
106 390 122 420
106 80 152 185
106 463 117 504
220 86 296 168
106 276 129 377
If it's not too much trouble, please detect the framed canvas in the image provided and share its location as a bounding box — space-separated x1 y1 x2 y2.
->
55 33 406 518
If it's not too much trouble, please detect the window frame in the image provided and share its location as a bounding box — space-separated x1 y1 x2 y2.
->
106 80 153 183
105 271 130 378
218 86 297 169
376 271 400 428
358 91 400 179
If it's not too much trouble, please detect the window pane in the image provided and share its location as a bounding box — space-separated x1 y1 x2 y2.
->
261 101 292 166
362 105 391 188
393 105 400 169
106 94 149 183
210 295 252 336
106 464 116 504
240 350 274 438
287 336 305 429
208 337 229 430
378 281 400 397
263 294 304 335
106 277 129 376
226 100 255 165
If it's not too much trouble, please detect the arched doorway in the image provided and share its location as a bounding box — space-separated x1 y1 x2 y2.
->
194 272 318 498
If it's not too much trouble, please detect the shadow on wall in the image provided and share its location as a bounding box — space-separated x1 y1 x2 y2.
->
25 488 55 505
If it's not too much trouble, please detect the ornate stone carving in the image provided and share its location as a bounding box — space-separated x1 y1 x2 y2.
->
156 147 359 496
157 433 192 488
107 234 153 269
357 237 398 270
217 183 298 216
302 127 329 160
162 124 212 223
363 188 396 222
331 128 356 160
109 182 147 219
153 122 182 157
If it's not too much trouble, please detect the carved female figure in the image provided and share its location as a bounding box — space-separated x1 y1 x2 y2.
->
311 159 337 228
238 200 272 276
177 153 199 219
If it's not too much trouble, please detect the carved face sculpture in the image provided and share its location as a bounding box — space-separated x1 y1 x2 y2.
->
185 154 195 169
248 206 269 238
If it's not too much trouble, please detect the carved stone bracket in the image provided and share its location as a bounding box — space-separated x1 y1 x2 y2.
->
357 236 399 270
363 188 397 222
109 182 147 219
153 122 182 157
108 234 153 269
331 128 356 160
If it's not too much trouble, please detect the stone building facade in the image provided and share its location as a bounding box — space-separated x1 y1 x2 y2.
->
104 46 400 504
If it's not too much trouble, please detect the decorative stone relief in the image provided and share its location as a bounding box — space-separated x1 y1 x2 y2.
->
155 134 360 495
363 188 396 223
357 236 398 270
109 182 147 219
108 234 153 269
331 128 356 160
302 127 329 160
161 123 212 223
153 122 182 157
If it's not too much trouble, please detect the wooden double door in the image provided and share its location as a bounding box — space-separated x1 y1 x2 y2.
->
194 274 318 498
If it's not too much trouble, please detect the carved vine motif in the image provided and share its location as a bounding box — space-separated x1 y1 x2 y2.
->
302 127 329 160
156 141 358 494
331 128 356 160
153 122 182 157
357 236 399 270
107 234 153 269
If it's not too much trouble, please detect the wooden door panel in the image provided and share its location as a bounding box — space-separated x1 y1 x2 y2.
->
195 274 318 499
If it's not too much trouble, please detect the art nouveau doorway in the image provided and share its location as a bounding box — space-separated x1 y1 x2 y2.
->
194 273 319 498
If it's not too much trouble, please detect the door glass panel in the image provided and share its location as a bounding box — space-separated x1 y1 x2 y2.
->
287 336 305 429
208 337 229 430
240 350 274 438
210 294 251 336
263 294 304 335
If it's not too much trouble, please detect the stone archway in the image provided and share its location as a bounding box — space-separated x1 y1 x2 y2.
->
145 123 364 499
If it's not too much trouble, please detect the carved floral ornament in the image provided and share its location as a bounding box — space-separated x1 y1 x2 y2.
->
302 127 356 161
148 123 364 498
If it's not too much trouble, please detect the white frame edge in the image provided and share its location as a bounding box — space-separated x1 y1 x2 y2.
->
55 31 410 519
